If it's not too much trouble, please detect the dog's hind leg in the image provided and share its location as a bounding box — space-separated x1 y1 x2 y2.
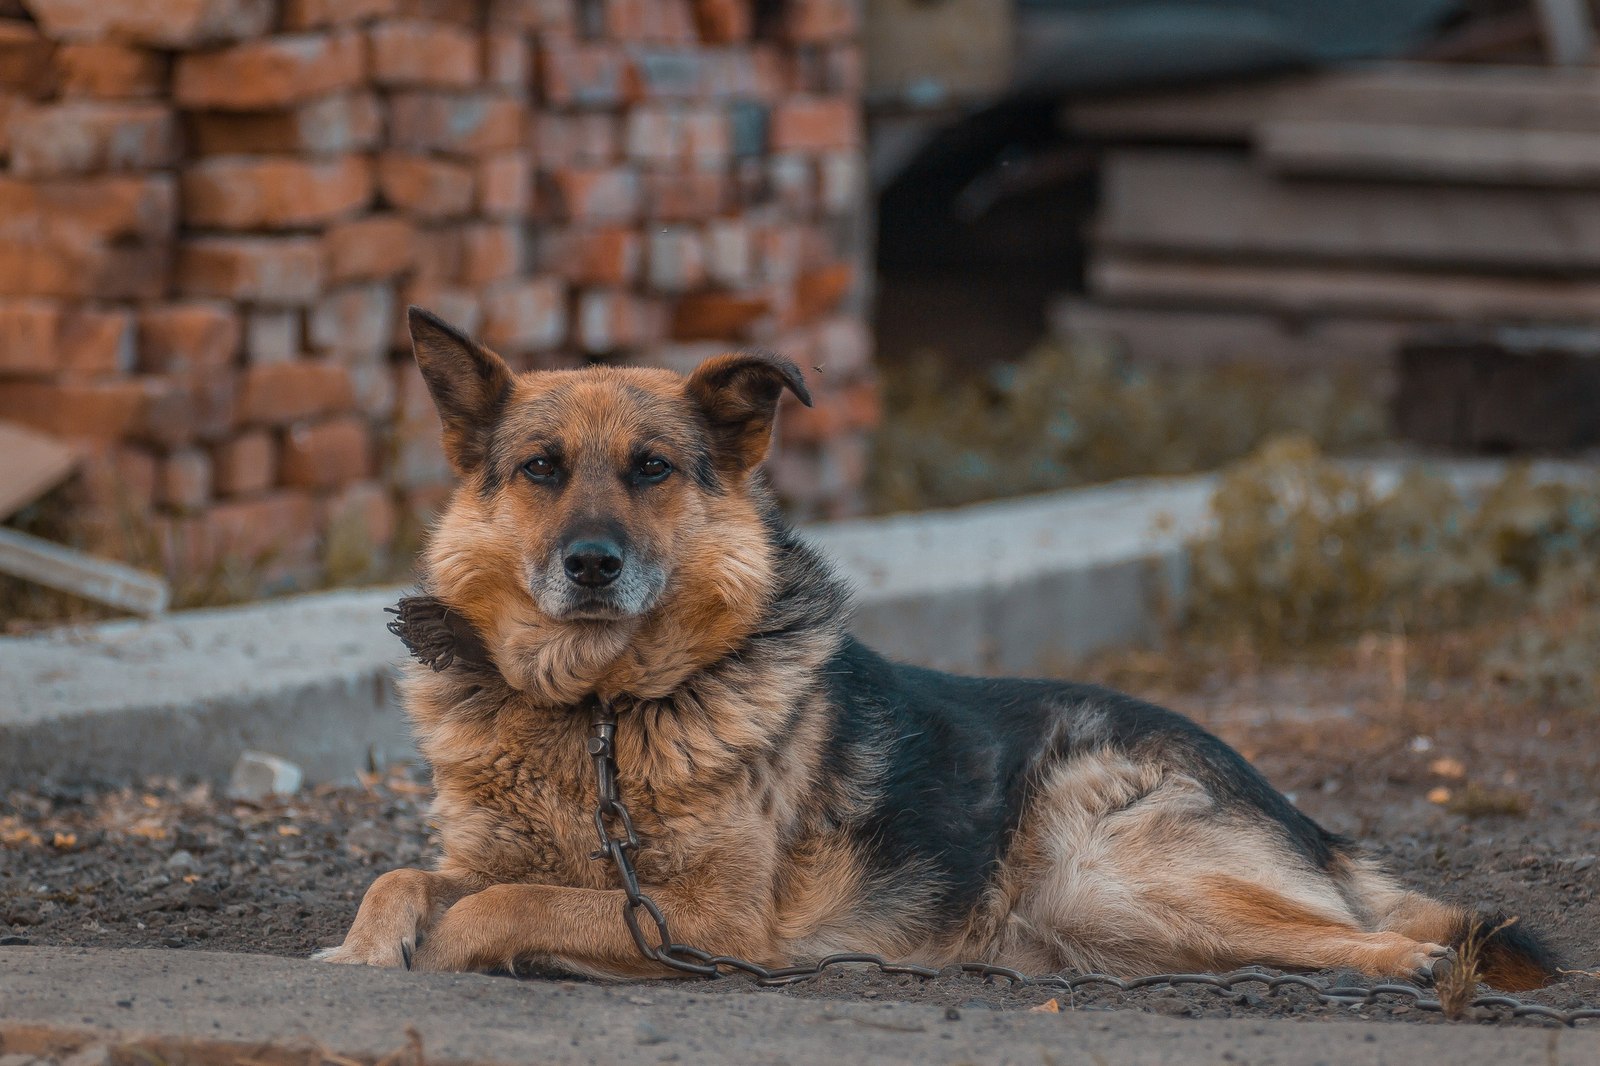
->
315 868 475 968
1007 752 1450 981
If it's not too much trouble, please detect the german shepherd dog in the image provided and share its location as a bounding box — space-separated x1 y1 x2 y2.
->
317 307 1556 989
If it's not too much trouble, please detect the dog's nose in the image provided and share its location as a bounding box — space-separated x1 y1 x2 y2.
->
563 540 624 588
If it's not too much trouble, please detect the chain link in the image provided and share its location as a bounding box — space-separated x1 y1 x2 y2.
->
585 700 1600 1025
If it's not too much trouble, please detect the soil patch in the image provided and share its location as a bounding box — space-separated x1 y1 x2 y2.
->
4 621 1597 1027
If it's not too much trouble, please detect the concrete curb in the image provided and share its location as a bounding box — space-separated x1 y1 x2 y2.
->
3 460 1593 789
3 947 1596 1066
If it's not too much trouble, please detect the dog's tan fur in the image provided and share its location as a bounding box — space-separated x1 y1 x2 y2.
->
317 308 1554 990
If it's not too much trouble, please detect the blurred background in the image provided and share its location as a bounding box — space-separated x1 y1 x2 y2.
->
2 0 1599 624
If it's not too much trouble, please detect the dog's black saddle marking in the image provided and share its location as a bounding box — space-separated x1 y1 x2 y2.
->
387 595 492 672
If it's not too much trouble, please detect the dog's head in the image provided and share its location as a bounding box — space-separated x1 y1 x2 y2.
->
408 307 810 701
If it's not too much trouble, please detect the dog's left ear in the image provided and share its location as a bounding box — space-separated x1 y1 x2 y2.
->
685 350 812 476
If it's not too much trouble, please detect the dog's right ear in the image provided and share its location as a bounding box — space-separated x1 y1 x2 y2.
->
408 306 514 473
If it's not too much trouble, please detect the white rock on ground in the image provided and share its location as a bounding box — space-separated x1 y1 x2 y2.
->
225 751 304 802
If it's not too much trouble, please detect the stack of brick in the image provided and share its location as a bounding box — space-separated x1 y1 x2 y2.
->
0 0 873 597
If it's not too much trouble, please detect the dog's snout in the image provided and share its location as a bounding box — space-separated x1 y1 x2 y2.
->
563 540 624 588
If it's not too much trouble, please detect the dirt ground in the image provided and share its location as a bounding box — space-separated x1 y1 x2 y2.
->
3 617 1597 1028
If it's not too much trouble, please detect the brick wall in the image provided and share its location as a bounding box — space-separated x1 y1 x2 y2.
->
0 0 874 595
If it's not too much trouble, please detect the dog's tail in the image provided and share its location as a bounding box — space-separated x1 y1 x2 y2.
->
1336 855 1560 991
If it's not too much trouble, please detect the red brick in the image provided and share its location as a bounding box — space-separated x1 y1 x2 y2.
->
212 430 277 496
166 491 319 573
794 262 853 322
377 154 475 219
809 315 871 376
783 0 857 42
280 415 371 489
692 0 750 43
409 225 466 285
624 104 683 165
771 96 858 150
0 299 60 376
671 291 770 340
538 41 630 108
0 22 56 95
0 175 175 246
390 92 524 155
794 42 862 95
484 32 529 88
756 224 804 283
646 226 705 292
481 276 566 353
392 0 480 18
158 448 212 510
78 446 159 517
701 45 784 99
545 167 639 221
0 380 150 440
178 237 324 304
345 361 398 418
325 214 416 284
556 227 640 286
705 219 750 286
530 111 620 166
53 43 167 99
244 309 301 365
783 378 876 444
819 150 862 214
238 361 353 424
174 31 365 110
24 0 275 47
6 101 175 177
282 0 397 29
641 170 724 220
488 0 574 31
185 92 382 155
183 156 372 230
576 289 664 353
625 47 704 100
58 307 136 378
323 480 398 556
459 222 524 286
477 151 532 217
768 153 815 212
308 282 396 360
0 241 168 300
607 0 695 42
369 20 480 88
134 370 237 447
395 282 482 347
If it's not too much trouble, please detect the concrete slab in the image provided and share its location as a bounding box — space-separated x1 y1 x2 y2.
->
2 946 1597 1066
3 460 1594 790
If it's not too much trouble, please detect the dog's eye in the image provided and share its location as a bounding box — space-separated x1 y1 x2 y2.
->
637 457 672 483
522 456 556 482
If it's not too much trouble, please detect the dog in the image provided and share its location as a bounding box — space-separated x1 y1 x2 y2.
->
316 306 1556 989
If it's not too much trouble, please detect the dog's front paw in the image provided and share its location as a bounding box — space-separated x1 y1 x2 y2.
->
312 937 414 969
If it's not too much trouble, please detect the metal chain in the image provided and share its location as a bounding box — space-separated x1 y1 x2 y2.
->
585 700 1600 1026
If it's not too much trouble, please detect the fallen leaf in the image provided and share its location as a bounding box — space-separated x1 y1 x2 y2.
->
1429 757 1466 780
52 831 77 849
1427 787 1452 805
277 824 302 837
1030 998 1061 1013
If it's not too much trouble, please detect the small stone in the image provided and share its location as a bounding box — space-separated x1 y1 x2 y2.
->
227 751 304 802
1569 855 1596 872
166 849 199 872
634 1022 669 1046
943 1006 960 1021
0 1054 41 1066
0 935 32 946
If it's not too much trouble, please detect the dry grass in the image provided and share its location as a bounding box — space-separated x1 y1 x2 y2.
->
1436 916 1519 1021
870 341 1385 514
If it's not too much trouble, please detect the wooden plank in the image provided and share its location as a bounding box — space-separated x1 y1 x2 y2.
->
1097 149 1600 273
1260 121 1600 186
1051 299 1408 379
0 527 169 616
1092 257 1600 322
1066 64 1600 143
865 0 1012 101
0 421 78 520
